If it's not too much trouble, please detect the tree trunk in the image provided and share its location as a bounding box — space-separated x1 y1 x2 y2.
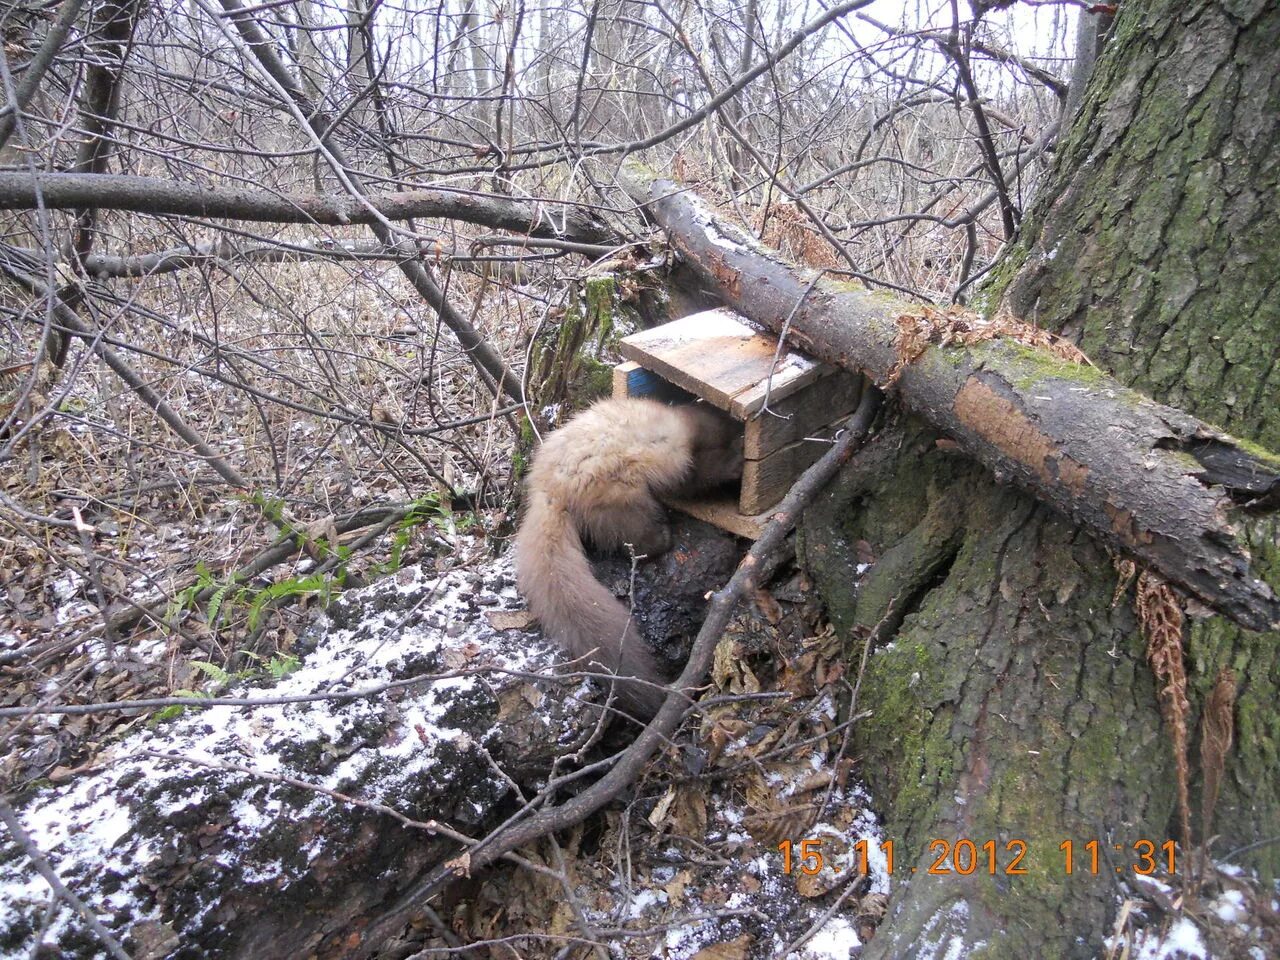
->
291 0 327 107
836 0 1280 954
628 0 1280 954
344 0 371 129
987 0 1280 889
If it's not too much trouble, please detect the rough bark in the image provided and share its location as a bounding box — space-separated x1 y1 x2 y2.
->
619 167 1280 635
987 0 1280 890
996 0 1280 451
623 2 1280 952
619 179 1226 957
819 0 1280 954
1062 4 1113 122
803 420 1169 958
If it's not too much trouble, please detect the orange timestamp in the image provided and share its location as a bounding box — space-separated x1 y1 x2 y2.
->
777 838 1178 877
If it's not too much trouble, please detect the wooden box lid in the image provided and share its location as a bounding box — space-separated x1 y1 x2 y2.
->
618 308 832 418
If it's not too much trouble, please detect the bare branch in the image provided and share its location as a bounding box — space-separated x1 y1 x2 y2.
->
0 172 618 244
0 798 134 960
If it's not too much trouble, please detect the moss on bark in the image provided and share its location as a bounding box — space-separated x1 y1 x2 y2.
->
802 4 1280 951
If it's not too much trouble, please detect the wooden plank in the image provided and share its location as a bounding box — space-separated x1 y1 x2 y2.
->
739 426 840 514
727 353 829 419
613 360 643 398
743 372 864 459
665 494 771 540
619 309 827 416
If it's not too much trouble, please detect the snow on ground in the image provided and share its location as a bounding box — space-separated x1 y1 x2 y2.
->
0 553 566 958
1121 916 1207 960
587 679 893 960
1105 868 1277 960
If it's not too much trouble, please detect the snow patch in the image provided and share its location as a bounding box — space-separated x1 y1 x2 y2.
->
0 555 562 957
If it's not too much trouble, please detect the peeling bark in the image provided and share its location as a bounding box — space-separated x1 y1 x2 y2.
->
996 0 1280 451
987 0 1280 894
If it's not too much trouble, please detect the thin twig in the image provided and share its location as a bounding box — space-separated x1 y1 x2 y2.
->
0 797 134 960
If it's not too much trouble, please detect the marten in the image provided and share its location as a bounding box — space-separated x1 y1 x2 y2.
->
516 397 743 719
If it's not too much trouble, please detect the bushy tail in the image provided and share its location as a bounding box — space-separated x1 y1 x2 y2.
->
516 499 667 719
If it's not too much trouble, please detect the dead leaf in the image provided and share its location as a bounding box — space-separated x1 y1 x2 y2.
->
486 609 535 631
496 685 536 721
692 934 753 960
649 785 707 838
664 868 692 906
648 786 677 828
445 852 472 877
753 587 783 624
795 833 850 898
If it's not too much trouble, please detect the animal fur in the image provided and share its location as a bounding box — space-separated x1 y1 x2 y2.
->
516 397 743 719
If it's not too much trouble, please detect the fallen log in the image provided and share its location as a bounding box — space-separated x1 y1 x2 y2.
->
621 167 1280 632
0 559 580 959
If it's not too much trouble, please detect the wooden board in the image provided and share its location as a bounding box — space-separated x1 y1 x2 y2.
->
618 309 830 418
743 372 864 460
739 425 840 514
612 361 697 404
664 494 772 540
617 313 863 520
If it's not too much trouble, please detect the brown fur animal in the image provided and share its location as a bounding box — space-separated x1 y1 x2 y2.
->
516 397 743 719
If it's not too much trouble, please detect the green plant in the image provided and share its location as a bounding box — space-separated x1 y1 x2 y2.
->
242 651 302 680
166 561 221 623
148 653 301 724
244 572 337 630
370 494 464 575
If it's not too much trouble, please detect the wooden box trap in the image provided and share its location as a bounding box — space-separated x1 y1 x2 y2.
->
613 308 864 538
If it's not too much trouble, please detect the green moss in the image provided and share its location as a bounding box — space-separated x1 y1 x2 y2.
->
997 342 1112 390
823 277 866 295
971 245 1029 314
622 158 661 183
1246 517 1280 584
583 275 617 347
982 756 1076 905
578 356 614 399
554 302 586 354
527 271 635 412
859 640 949 840
1224 433 1280 470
